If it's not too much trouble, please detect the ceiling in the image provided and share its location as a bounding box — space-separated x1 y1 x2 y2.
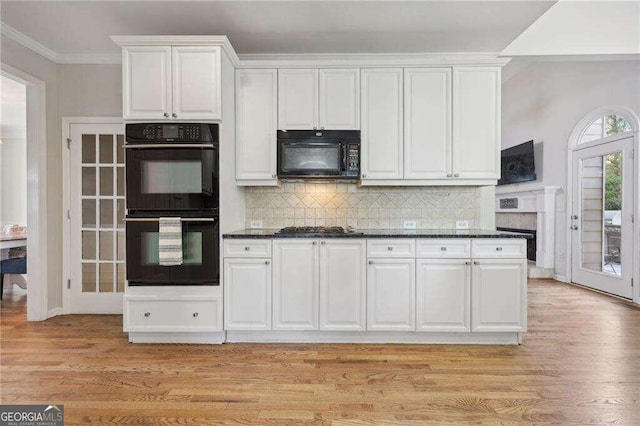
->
0 1 555 57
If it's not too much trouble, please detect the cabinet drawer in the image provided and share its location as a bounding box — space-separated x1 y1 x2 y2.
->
471 239 526 259
224 239 272 258
416 239 471 258
124 298 222 332
367 239 415 258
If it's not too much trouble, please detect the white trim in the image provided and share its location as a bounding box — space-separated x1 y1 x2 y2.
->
553 274 569 283
56 53 121 65
61 117 124 315
0 22 58 62
128 332 225 344
47 307 62 318
1 64 48 321
566 106 640 304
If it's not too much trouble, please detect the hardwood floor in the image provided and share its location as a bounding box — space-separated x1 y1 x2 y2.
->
1 279 639 425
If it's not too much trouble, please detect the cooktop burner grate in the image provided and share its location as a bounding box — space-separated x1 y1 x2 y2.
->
277 226 346 234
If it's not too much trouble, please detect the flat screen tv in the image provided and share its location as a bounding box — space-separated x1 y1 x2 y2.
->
498 140 536 185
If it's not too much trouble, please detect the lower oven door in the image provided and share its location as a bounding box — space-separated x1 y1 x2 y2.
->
126 216 219 285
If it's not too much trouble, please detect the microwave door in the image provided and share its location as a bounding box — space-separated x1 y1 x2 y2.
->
280 143 342 176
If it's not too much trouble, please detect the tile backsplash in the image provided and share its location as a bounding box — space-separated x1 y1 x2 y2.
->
245 183 480 229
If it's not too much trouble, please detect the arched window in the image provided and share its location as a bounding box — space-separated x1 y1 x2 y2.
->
578 114 633 144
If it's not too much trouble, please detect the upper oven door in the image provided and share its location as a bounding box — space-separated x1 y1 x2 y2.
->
278 141 344 177
126 216 219 285
125 145 218 212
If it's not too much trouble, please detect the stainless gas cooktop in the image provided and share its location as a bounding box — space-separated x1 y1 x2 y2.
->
275 226 363 236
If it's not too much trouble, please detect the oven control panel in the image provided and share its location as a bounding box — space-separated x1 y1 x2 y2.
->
126 123 217 143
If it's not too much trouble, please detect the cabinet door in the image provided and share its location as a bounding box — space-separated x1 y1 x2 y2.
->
319 69 360 130
236 69 278 182
367 258 415 331
272 240 319 330
404 68 452 179
361 68 404 180
172 46 221 120
319 240 366 331
471 259 527 332
122 46 172 120
278 69 319 130
452 67 501 179
416 259 470 332
223 258 271 331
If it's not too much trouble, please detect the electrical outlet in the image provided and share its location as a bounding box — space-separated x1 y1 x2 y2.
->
456 220 469 230
250 220 263 229
403 220 416 230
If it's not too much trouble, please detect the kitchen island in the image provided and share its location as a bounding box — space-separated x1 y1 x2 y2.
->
222 229 531 345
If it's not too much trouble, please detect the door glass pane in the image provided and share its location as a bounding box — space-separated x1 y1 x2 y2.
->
141 160 202 194
99 231 114 260
281 145 340 171
117 167 125 196
100 199 113 227
99 134 113 163
82 200 96 227
82 263 96 292
116 264 125 292
116 200 125 228
116 231 125 260
100 167 113 195
116 134 125 163
82 134 96 163
82 231 96 260
82 168 96 196
580 152 622 276
99 263 114 292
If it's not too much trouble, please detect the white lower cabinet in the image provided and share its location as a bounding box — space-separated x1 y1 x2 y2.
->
367 258 416 331
319 240 366 331
223 258 271 330
416 259 470 332
272 240 319 330
124 297 222 332
471 258 527 332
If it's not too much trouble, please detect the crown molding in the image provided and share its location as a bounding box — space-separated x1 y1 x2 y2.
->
110 35 240 67
1 22 58 63
237 52 511 68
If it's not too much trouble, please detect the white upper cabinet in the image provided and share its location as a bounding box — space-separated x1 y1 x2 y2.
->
122 45 221 120
319 240 366 331
360 68 404 180
452 67 501 179
172 46 221 120
404 68 452 179
278 69 319 130
235 69 278 183
319 69 360 130
123 46 172 120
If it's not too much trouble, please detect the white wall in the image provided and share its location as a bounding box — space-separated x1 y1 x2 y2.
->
501 59 640 279
0 75 27 225
0 35 122 312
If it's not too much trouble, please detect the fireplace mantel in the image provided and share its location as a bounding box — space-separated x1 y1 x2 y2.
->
495 185 560 276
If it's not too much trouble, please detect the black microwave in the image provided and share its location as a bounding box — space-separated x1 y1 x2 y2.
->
125 123 219 213
277 130 360 179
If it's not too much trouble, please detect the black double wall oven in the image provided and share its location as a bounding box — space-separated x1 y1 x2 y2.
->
125 123 220 286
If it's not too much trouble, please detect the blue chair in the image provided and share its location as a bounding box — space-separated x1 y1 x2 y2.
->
0 255 27 300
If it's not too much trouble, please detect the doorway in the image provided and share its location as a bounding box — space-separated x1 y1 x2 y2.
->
569 112 637 299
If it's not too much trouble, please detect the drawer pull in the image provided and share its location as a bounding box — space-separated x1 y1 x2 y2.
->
440 247 447 251
387 246 393 251
496 247 503 251
144 312 151 318
244 246 250 251
312 241 317 245
368 260 373 265
265 260 270 265
473 261 480 265
465 261 471 265
193 312 199 318
321 241 326 245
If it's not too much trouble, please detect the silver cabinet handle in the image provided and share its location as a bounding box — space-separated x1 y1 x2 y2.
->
163 113 169 118
362 174 367 179
387 246 393 251
172 113 177 118
473 261 480 265
272 174 277 179
495 247 503 251
193 312 198 318
440 247 447 251
571 225 578 230
265 260 270 265
368 260 373 265
447 173 452 177
454 173 459 177
465 261 471 265
312 241 317 245
321 241 326 245
144 312 151 318
244 246 250 251
571 215 578 220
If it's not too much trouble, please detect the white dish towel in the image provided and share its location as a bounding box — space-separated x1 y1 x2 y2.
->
158 217 183 266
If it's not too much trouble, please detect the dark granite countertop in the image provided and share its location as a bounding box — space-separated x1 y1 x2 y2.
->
223 229 533 239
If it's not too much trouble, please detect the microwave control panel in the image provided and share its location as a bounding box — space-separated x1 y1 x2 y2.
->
347 144 360 170
126 123 217 143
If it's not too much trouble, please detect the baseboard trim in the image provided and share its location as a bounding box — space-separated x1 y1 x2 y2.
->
128 331 225 344
553 274 569 283
47 307 62 318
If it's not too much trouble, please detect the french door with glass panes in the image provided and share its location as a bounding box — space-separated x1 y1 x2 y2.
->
571 134 634 299
69 123 125 313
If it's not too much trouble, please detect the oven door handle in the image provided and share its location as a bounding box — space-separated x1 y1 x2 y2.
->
124 217 217 222
124 144 215 149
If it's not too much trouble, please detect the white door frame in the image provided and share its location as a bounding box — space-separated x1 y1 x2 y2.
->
1 63 48 321
566 106 640 304
61 117 123 314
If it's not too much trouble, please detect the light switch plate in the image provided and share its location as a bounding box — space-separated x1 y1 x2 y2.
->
250 220 263 229
456 220 469 230
403 220 416 230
